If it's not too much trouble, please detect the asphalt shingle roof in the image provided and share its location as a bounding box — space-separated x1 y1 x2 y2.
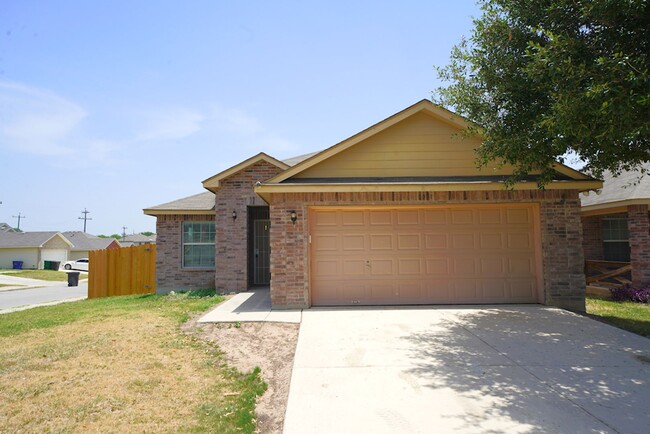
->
0 231 63 248
62 231 120 251
581 163 650 208
144 192 215 212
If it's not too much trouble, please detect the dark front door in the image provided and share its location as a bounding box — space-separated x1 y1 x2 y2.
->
253 219 271 285
248 207 271 286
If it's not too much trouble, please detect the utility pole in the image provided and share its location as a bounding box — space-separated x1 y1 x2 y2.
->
122 226 128 240
12 212 25 230
78 208 92 232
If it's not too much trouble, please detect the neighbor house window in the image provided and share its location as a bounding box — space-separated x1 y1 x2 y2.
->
602 218 630 262
183 222 215 268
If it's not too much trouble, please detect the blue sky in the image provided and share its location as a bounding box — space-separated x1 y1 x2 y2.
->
0 0 480 235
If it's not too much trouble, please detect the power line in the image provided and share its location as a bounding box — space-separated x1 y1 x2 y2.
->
79 208 92 232
12 212 26 230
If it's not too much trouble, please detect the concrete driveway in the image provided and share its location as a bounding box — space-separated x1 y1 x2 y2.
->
283 305 650 434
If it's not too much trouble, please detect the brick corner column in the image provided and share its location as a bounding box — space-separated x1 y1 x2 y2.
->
628 205 650 287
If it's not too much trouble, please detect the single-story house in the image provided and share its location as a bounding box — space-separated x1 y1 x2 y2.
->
120 233 156 247
0 231 73 269
0 223 16 233
62 231 122 260
581 163 650 288
145 100 602 312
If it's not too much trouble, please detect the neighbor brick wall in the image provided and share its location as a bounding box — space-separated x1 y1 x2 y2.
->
214 160 285 292
269 189 587 311
581 215 604 261
628 205 650 287
155 214 215 294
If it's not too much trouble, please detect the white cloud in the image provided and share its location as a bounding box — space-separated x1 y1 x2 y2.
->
0 81 86 156
134 107 205 142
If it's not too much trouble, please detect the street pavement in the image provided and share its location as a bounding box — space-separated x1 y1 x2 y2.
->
0 274 88 313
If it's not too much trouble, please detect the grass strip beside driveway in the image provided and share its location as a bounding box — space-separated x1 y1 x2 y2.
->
0 290 266 433
2 270 73 282
586 296 650 337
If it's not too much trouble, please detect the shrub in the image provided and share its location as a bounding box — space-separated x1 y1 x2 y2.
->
610 285 650 303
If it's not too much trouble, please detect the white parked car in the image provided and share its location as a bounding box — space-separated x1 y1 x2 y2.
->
63 258 89 272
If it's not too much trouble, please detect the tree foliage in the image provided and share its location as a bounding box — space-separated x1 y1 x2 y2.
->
434 0 649 184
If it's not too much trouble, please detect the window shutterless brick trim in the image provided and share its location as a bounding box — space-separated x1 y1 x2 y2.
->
628 205 650 287
269 189 587 312
155 214 215 294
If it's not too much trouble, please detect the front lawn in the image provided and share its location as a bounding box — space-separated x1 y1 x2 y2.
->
586 296 650 338
2 269 73 281
0 290 266 433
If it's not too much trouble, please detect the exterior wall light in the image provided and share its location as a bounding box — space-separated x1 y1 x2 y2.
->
289 210 297 224
232 210 237 221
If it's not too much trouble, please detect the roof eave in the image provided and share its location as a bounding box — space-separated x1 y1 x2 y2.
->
201 152 290 191
255 179 603 202
143 209 215 216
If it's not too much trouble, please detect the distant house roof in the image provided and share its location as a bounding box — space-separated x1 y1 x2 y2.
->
0 223 16 233
143 192 215 216
122 233 156 243
581 163 650 214
62 231 121 251
0 231 73 248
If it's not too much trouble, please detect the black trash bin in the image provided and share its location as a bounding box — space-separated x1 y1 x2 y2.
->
51 261 61 270
67 271 80 287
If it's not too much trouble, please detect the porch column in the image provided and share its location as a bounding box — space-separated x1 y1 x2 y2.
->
628 204 650 287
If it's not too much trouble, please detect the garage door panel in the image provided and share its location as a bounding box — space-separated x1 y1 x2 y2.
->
369 210 392 225
370 234 393 250
425 233 449 249
342 234 365 251
398 234 421 250
398 258 421 275
310 206 539 306
370 259 393 275
343 260 366 276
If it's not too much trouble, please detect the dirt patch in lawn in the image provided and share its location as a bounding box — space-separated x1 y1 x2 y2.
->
183 319 300 434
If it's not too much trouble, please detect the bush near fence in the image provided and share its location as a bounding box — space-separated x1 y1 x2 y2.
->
89 245 156 298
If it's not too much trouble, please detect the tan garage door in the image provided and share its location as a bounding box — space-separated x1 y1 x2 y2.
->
310 205 541 306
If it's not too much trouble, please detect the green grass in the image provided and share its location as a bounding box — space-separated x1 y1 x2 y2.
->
0 289 267 433
586 296 650 337
0 288 221 337
2 269 70 281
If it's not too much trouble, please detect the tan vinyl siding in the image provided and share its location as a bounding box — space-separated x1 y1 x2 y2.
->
294 112 534 179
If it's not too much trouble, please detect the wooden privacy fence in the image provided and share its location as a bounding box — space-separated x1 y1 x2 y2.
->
88 245 156 298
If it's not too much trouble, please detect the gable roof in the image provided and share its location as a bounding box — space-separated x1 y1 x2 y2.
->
255 100 601 199
581 163 650 215
62 231 121 251
143 192 215 216
0 223 16 233
202 152 289 193
0 231 73 248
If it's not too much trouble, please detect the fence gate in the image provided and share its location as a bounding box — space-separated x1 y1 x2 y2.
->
88 245 156 298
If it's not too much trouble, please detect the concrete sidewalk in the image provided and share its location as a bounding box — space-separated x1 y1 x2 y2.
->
198 289 301 323
0 272 87 292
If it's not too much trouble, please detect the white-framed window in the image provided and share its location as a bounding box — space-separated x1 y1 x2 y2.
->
602 218 630 262
182 222 215 268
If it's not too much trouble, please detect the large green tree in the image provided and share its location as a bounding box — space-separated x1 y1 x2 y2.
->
434 0 649 184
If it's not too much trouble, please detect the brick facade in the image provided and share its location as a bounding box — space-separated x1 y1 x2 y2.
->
214 160 285 292
155 214 215 294
269 189 587 311
628 205 650 287
581 215 604 260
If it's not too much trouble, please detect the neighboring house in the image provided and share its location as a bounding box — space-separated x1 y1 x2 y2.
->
0 231 73 269
145 100 602 312
120 233 157 247
581 164 650 288
0 223 17 233
62 231 122 260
